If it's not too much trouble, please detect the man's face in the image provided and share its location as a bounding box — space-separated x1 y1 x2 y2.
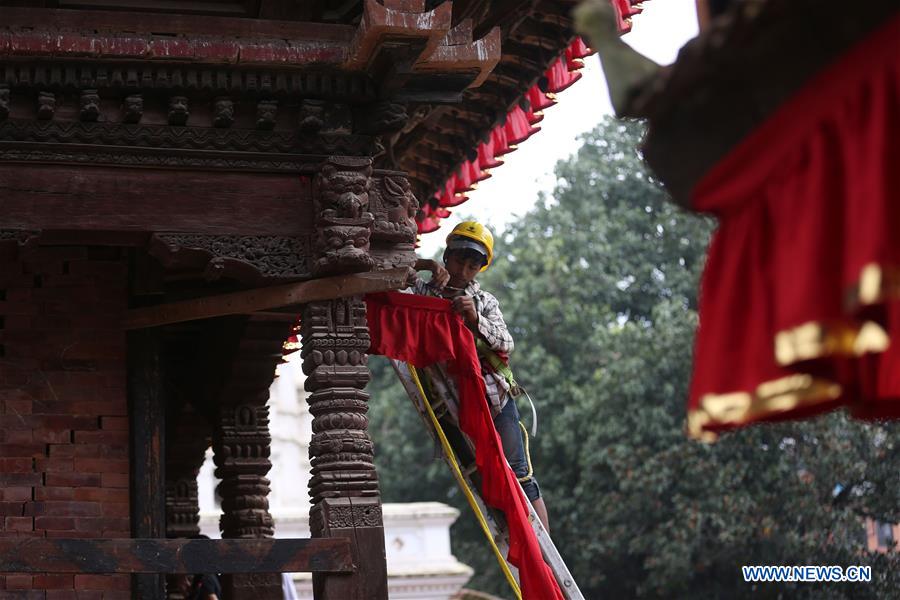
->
445 251 484 287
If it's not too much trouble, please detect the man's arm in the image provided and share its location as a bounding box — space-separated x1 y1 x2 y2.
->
414 258 449 289
475 292 514 354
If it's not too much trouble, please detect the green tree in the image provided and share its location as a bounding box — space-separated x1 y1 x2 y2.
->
368 117 900 599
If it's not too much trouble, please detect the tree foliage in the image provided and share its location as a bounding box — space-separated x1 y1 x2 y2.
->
367 117 900 599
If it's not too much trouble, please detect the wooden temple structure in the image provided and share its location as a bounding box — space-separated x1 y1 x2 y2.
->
0 1 589 598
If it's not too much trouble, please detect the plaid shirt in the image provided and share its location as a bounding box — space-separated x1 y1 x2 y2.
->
410 276 514 413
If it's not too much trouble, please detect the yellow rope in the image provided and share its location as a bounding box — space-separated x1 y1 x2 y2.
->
517 420 533 483
407 363 523 600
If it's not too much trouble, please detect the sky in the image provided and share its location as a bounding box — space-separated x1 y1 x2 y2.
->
417 0 699 257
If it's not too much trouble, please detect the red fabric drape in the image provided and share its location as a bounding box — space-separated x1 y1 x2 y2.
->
365 292 564 600
687 16 900 439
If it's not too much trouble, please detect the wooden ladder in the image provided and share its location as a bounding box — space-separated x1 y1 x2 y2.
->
390 360 585 600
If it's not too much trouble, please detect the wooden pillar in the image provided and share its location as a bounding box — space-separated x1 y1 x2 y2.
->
211 328 282 600
301 297 388 600
128 327 166 600
165 410 210 600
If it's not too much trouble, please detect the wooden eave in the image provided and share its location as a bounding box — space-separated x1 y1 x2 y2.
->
394 0 583 207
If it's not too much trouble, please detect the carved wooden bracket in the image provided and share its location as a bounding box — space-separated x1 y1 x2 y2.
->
414 18 502 89
346 0 452 70
313 157 375 276
148 233 313 284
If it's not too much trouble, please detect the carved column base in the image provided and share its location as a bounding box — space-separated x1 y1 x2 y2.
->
311 497 388 600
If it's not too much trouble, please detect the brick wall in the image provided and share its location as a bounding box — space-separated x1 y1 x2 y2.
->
0 246 132 599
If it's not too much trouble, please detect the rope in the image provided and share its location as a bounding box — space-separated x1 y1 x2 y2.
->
407 363 523 600
517 420 534 483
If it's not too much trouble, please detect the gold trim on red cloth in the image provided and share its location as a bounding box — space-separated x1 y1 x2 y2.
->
775 320 889 366
846 263 900 309
688 374 843 442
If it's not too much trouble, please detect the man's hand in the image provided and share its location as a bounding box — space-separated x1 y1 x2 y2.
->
451 295 478 326
415 258 449 288
430 262 450 289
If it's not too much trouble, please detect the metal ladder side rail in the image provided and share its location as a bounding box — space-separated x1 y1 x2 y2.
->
391 360 522 597
390 360 585 600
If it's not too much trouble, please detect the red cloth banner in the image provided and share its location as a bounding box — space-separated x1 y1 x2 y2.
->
365 292 565 600
687 16 900 439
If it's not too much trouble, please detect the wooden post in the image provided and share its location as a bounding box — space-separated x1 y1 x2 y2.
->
301 297 388 600
212 317 288 600
128 326 166 600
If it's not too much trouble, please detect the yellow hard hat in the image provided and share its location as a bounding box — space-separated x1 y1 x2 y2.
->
446 221 494 271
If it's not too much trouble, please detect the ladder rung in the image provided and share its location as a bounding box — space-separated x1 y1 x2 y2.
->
462 463 479 477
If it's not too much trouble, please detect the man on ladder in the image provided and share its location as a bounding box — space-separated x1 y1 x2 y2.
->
410 220 551 532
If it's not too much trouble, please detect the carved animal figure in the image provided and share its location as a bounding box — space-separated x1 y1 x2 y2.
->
318 162 373 220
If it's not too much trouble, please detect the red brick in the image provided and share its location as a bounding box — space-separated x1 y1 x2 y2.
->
0 444 45 458
34 458 73 473
0 473 41 486
45 473 101 487
73 459 127 474
24 501 101 517
73 575 129 592
0 458 35 472
32 401 123 417
99 417 126 431
100 592 130 600
73 432 127 446
0 487 32 502
4 516 33 531
73 445 127 459
99 502 128 518
2 398 32 415
75 592 102 600
34 487 75 501
100 473 127 489
48 445 76 458
32 429 71 444
47 591 80 600
72 488 127 503
5 574 32 590
34 516 75 530
0 502 24 516
32 574 74 589
1 430 33 444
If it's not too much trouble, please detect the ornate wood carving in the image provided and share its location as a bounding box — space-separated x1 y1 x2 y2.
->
256 99 278 130
165 404 210 541
149 233 313 283
301 298 377 504
80 89 100 122
122 94 144 124
168 96 190 126
37 91 55 120
0 63 376 102
312 157 375 276
213 400 275 539
300 297 387 599
297 100 353 135
165 407 209 600
213 97 235 128
0 86 9 120
370 172 419 244
210 316 294 600
0 120 376 156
